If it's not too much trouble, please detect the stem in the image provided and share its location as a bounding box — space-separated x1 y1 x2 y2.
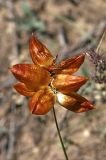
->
52 106 69 160
96 29 106 52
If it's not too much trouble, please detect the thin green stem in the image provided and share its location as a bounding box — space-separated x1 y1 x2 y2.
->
53 106 69 160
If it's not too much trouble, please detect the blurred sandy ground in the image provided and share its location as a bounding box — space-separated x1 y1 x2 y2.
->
0 0 106 160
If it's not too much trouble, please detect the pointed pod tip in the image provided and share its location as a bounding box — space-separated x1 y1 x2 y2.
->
75 101 95 113
30 34 35 40
9 65 17 74
78 52 85 58
78 52 85 62
9 66 14 73
30 33 38 41
81 101 95 110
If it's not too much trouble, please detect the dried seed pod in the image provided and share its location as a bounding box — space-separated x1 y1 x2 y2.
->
10 34 94 115
14 83 35 97
52 74 88 94
29 87 55 115
29 35 55 68
53 53 85 74
10 64 51 91
57 92 94 113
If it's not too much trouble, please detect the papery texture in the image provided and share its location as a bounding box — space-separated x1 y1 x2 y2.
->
29 87 55 115
10 64 51 91
52 74 88 94
14 83 35 97
49 53 85 74
29 35 54 68
10 34 94 115
57 92 94 113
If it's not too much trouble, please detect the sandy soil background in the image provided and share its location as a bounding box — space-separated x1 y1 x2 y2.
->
0 0 106 160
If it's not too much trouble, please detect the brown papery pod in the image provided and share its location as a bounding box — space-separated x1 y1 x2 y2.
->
10 64 51 91
29 35 55 68
52 74 88 94
57 92 94 113
29 87 55 115
53 53 85 74
14 83 35 97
